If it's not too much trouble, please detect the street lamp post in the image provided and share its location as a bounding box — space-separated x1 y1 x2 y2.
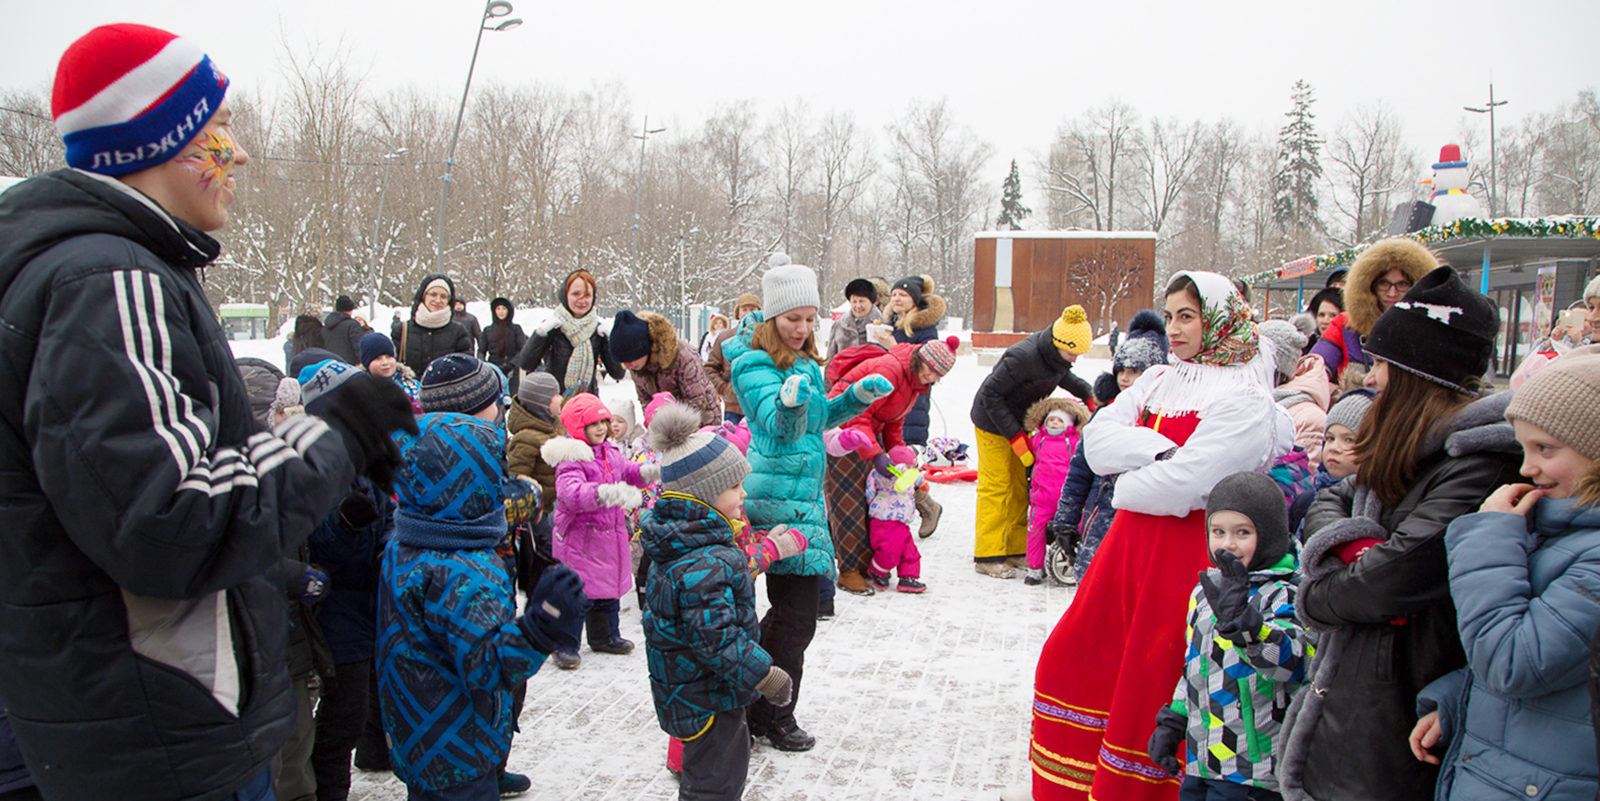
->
630 116 666 306
434 0 521 273
368 147 408 320
1465 84 1509 218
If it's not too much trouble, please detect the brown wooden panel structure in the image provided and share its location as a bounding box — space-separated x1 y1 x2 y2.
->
972 232 1158 335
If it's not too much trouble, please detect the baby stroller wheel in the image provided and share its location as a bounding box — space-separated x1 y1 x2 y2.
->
1045 541 1077 586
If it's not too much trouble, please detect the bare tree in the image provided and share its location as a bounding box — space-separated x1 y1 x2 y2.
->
765 100 814 258
1042 101 1141 230
1135 116 1204 236
1326 103 1411 246
813 111 873 291
0 90 63 177
1539 90 1600 214
885 98 991 317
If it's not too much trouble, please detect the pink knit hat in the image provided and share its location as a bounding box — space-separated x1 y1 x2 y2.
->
643 391 678 427
52 23 230 175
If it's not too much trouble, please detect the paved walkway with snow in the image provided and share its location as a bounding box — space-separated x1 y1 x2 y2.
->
350 473 1075 801
329 353 1100 800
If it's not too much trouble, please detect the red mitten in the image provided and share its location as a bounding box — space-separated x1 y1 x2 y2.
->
1333 537 1384 564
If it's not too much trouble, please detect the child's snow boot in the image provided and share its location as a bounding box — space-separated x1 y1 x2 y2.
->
896 577 927 594
868 571 892 591
1024 568 1045 586
498 771 532 797
553 648 581 669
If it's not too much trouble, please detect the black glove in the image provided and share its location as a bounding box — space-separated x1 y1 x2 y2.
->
1199 550 1262 643
1147 706 1186 776
518 565 587 654
321 373 419 494
1044 518 1077 548
337 491 380 529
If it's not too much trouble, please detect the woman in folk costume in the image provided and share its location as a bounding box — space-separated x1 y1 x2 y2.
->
1027 271 1292 800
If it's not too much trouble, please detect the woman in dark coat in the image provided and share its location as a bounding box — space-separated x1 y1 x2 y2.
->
1279 266 1521 801
479 297 527 386
879 274 946 446
515 269 623 396
389 273 474 376
284 313 324 373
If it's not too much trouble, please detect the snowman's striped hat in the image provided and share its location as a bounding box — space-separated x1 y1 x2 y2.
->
52 23 229 176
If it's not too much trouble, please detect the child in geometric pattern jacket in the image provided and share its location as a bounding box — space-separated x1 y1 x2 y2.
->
638 406 805 800
1147 471 1311 800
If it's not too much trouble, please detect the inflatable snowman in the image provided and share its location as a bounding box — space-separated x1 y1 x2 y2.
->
1426 143 1484 226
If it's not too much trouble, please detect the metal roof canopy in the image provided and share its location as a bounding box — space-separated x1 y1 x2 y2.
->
1253 235 1600 292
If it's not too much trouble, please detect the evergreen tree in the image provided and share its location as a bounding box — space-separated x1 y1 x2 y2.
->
995 159 1031 230
1272 79 1323 235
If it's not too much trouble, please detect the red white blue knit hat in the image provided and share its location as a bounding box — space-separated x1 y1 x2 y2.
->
52 23 229 176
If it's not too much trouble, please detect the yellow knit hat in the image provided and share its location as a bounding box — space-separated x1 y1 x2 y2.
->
1051 305 1092 354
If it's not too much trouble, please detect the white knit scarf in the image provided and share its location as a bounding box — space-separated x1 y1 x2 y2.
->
555 305 599 392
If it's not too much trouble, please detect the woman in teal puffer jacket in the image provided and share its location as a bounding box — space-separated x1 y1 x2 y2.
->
724 255 890 752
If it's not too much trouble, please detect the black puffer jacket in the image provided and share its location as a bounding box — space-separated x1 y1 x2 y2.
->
969 329 1093 440
513 270 623 394
1288 392 1522 801
321 309 364 364
390 273 473 376
890 292 945 446
0 169 356 801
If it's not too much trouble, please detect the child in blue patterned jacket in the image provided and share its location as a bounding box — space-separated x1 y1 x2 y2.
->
1146 471 1310 800
639 405 804 800
377 412 589 801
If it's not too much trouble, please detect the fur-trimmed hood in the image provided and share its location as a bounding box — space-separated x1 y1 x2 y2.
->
637 310 687 370
540 435 596 466
1024 396 1090 432
890 283 946 336
1345 239 1440 334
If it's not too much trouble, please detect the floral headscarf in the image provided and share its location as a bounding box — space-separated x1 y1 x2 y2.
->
1174 270 1259 366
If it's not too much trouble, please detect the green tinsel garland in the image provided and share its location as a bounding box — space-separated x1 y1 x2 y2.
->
1252 216 1600 284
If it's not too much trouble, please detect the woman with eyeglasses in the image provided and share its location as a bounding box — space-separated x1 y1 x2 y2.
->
1308 240 1438 388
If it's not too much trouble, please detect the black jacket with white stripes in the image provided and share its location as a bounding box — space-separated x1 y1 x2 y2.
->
0 169 357 801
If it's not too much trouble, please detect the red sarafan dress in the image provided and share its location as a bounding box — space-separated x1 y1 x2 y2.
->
1028 282 1290 800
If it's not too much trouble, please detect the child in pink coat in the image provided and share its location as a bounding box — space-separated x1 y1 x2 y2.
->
866 446 928 593
540 393 659 666
1025 398 1089 585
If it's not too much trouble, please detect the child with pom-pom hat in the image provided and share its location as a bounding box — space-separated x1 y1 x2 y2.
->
639 405 805 799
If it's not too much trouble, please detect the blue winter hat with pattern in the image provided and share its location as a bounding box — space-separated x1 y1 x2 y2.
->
420 353 501 415
392 413 508 549
297 359 359 415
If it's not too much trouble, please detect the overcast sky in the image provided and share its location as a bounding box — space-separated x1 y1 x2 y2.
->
5 0 1597 208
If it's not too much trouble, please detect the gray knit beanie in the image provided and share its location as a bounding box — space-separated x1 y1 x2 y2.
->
420 354 501 415
1205 471 1290 571
649 405 750 504
1325 389 1376 434
1257 319 1307 382
517 371 560 421
1505 344 1600 460
761 253 821 319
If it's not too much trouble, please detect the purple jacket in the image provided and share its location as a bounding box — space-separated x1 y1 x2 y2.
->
540 436 647 599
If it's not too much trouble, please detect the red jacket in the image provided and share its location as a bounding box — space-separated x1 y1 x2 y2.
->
826 343 928 456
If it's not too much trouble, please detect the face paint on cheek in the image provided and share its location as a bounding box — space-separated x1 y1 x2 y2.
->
183 129 236 190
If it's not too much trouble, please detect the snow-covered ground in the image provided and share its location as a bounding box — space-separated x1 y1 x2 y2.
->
230 336 1111 801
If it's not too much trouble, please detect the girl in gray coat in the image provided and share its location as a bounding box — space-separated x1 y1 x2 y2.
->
1410 346 1600 800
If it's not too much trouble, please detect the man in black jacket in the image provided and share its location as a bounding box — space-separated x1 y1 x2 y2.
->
0 24 414 801
322 294 365 364
969 306 1095 579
